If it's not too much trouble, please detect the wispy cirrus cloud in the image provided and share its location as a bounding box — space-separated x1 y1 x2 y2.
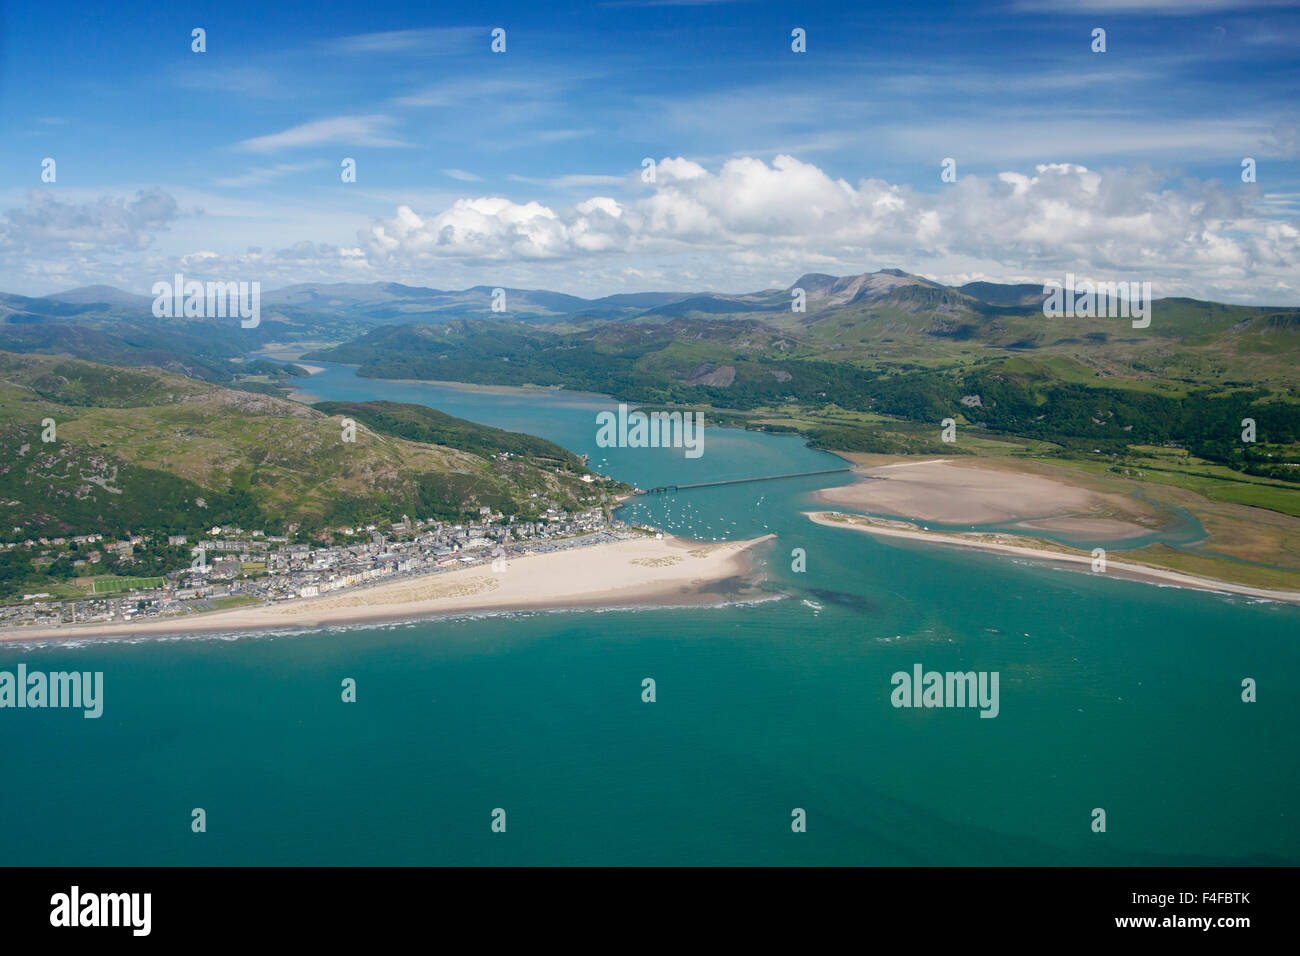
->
174 65 282 98
325 27 486 54
534 128 597 143
442 169 485 182
393 76 562 109
1010 0 1297 13
1265 122 1300 158
508 172 626 189
235 115 407 152
599 0 754 7
216 162 329 188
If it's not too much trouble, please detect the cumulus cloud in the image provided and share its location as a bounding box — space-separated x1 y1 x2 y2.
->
354 155 1300 299
364 197 573 263
0 189 186 254
2 157 1297 303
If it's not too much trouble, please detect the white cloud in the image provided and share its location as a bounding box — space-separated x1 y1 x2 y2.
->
3 157 1297 304
0 189 187 254
365 197 573 262
533 128 596 143
508 173 625 189
1010 0 1289 13
355 155 1300 301
888 116 1273 164
235 115 407 153
1265 122 1300 159
599 0 752 6
215 163 326 188
174 66 281 98
326 27 484 55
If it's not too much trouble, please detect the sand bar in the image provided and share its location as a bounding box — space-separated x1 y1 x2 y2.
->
0 534 774 644
806 511 1300 605
813 458 1153 538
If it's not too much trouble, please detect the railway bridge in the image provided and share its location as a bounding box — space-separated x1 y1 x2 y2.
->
638 467 855 495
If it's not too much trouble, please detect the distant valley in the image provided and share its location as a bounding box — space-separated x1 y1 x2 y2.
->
5 267 1298 510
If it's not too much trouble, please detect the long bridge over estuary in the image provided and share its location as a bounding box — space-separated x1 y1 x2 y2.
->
637 467 854 495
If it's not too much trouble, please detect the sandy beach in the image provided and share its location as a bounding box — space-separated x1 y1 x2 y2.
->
806 511 1300 605
0 533 775 644
813 458 1155 539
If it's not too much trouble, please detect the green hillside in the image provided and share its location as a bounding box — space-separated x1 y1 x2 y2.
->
0 352 617 544
311 400 584 467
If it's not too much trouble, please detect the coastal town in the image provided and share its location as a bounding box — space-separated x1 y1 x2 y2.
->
0 506 652 632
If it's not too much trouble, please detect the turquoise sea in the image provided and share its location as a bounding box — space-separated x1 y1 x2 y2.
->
1 364 1296 865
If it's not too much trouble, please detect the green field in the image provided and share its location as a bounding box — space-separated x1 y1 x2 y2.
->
91 576 165 594
210 595 258 610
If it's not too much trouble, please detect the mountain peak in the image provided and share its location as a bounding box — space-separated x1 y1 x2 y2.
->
48 285 150 307
789 273 840 294
787 269 929 307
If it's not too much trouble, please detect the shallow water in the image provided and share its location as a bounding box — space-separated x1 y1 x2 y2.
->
1 364 1295 865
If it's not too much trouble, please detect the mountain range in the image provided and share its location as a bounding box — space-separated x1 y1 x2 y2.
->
11 267 1298 325
5 266 1298 402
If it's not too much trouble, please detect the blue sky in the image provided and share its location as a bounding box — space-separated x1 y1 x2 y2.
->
1 0 1298 301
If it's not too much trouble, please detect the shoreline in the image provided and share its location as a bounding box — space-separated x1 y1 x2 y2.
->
265 357 854 457
0 533 776 645
262 355 611 401
805 511 1300 605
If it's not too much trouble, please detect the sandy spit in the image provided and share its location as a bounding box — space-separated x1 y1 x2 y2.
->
805 511 1300 606
0 534 776 644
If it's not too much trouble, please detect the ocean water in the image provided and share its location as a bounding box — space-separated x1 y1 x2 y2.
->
1 365 1295 865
